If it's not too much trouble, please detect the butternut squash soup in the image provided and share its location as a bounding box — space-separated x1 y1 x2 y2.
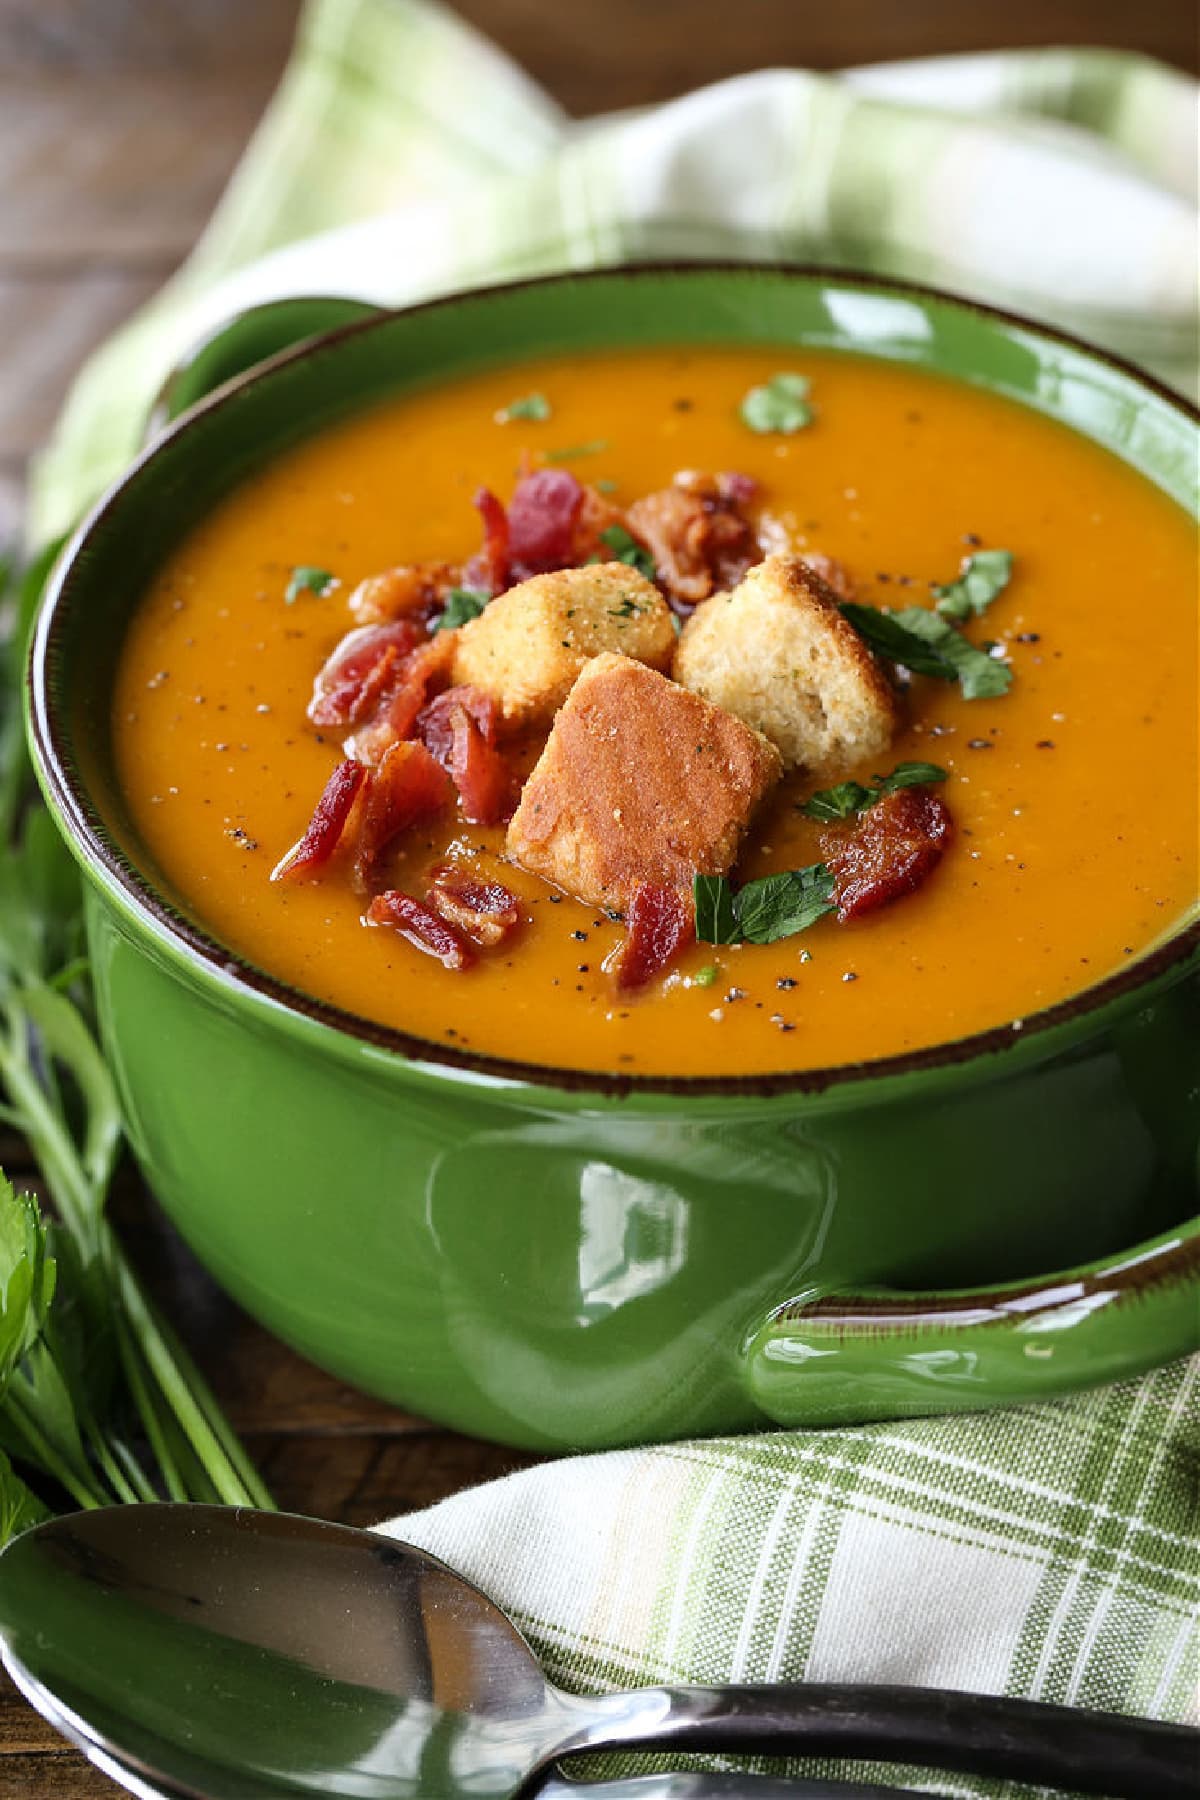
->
111 347 1198 1078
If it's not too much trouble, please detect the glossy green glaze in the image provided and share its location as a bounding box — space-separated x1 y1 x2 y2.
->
27 269 1200 1450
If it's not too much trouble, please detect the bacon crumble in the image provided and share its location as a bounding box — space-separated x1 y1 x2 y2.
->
821 787 953 921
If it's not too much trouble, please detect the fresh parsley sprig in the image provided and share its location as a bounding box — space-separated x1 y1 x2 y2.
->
694 863 836 947
933 548 1013 621
285 565 336 604
740 372 813 434
840 602 1013 700
801 761 948 821
496 392 551 423
598 525 656 580
432 587 489 632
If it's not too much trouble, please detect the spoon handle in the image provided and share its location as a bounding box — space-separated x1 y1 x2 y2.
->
576 1682 1197 1799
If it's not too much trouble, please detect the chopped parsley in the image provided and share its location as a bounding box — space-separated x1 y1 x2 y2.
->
694 864 835 947
598 524 656 580
740 372 813 435
933 548 1013 621
545 439 609 462
284 565 336 604
432 587 489 631
693 963 719 987
608 596 642 619
840 602 1013 700
801 762 948 821
496 391 551 422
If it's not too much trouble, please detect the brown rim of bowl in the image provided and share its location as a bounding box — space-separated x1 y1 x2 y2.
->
28 261 1200 1102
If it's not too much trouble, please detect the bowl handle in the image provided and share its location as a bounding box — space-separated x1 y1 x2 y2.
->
745 1214 1200 1427
144 295 381 441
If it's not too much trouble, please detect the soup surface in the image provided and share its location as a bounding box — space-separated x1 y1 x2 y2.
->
112 346 1198 1077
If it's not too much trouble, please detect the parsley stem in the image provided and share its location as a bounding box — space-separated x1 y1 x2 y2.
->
112 1309 189 1503
2 1392 103 1512
110 1435 160 1505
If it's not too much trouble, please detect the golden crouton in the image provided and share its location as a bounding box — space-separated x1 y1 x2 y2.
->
451 564 675 729
672 553 899 778
506 652 782 911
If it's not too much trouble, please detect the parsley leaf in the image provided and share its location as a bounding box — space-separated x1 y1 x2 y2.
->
735 865 837 943
740 372 813 435
432 588 489 632
693 963 719 988
693 864 835 947
497 392 551 422
934 548 1013 621
800 781 878 821
285 565 335 604
840 602 1013 700
693 873 740 946
801 762 948 820
599 525 656 580
545 439 609 462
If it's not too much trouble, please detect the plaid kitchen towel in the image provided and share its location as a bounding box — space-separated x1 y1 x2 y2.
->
25 3 1200 1793
27 0 1197 546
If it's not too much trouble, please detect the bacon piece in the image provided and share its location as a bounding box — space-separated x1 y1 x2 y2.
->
309 621 426 728
366 891 475 970
626 471 760 611
417 686 509 825
344 634 457 766
463 487 511 595
416 685 498 761
612 882 695 991
352 740 453 888
427 865 521 947
570 482 627 560
506 469 584 579
347 562 458 627
821 787 953 921
271 759 366 882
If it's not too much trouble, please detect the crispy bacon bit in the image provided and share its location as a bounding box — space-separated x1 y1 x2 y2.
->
417 686 509 825
271 759 366 882
343 634 457 766
352 740 453 888
612 882 695 991
464 487 511 594
416 685 498 761
366 890 475 970
506 469 585 580
427 864 521 947
801 553 856 603
626 471 760 611
716 470 757 506
347 563 458 627
571 482 627 560
309 622 425 728
821 787 953 921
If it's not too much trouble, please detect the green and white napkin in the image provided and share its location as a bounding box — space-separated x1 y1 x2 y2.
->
28 4 1199 1792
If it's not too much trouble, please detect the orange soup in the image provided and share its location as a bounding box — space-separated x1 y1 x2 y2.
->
112 347 1198 1077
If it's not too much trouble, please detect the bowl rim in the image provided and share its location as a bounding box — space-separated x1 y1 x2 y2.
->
27 260 1200 1103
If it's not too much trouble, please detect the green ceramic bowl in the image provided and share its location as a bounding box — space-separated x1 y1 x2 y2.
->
27 268 1200 1450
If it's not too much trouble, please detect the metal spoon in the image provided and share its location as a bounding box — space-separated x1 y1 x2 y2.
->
0 1506 1191 1800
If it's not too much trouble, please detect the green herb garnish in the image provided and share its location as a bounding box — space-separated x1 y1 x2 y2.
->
801 762 948 821
285 565 335 604
599 525 656 580
694 864 835 947
693 964 719 987
933 549 1013 622
432 587 489 631
545 439 609 463
497 392 551 422
840 602 1012 700
740 372 813 435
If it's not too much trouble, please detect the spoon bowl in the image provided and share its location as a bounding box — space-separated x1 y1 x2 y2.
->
0 1506 1193 1800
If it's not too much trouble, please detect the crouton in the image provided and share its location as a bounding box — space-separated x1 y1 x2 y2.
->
506 653 782 912
451 563 675 729
672 553 899 778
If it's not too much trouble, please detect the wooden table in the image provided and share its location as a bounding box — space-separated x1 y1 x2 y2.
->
1 2 1195 1791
